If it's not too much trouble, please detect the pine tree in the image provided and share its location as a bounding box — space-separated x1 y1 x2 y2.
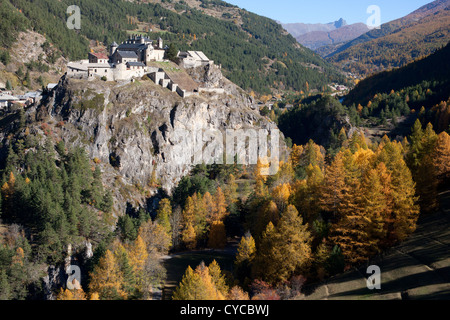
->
0 270 11 300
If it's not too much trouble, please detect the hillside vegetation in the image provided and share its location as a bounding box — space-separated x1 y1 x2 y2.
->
0 0 346 94
327 0 450 77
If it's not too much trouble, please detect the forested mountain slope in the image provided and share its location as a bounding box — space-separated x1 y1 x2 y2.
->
0 0 346 94
327 0 450 77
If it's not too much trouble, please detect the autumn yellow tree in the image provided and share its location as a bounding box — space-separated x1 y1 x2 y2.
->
235 232 256 266
172 263 224 300
289 144 304 167
270 183 291 213
89 250 127 300
156 198 172 237
127 235 149 289
182 196 197 249
433 131 450 183
56 287 87 300
182 222 197 250
253 206 311 284
208 260 229 297
375 138 419 245
320 151 347 218
214 187 228 221
138 220 172 255
290 163 324 225
203 191 216 225
208 221 227 249
224 174 239 206
193 193 208 242
407 121 438 213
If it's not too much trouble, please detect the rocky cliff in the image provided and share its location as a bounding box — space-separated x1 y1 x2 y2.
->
25 66 285 216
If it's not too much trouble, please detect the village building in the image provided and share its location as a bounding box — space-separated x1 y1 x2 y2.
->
0 94 19 109
88 52 109 64
178 51 214 68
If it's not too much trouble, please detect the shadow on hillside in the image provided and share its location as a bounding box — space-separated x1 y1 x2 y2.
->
303 192 450 300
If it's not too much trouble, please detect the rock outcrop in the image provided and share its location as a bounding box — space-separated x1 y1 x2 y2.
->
27 70 286 215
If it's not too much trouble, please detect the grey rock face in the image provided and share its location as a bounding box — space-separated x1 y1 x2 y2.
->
31 71 286 215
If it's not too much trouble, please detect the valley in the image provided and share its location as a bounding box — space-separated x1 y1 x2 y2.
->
0 0 449 306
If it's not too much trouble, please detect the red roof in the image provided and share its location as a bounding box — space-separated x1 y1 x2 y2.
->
90 52 109 60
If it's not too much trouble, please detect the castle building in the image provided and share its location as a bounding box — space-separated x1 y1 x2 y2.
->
111 35 166 65
67 35 166 81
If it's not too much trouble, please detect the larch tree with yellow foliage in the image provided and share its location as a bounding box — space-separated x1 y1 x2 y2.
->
208 260 229 297
208 221 227 249
433 131 450 183
203 191 216 225
127 235 149 290
156 198 172 237
253 205 311 284
56 287 87 300
270 183 291 213
89 250 127 300
172 263 225 300
214 187 228 221
320 151 347 218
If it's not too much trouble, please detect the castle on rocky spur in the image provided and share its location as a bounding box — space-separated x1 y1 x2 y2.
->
66 35 217 97
67 35 166 81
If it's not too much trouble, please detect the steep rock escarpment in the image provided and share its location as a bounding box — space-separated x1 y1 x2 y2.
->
29 69 285 215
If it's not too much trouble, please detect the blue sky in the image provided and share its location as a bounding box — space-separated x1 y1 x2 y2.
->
225 0 433 24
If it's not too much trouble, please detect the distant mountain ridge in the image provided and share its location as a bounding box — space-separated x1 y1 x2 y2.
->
296 23 370 51
281 18 370 51
282 18 348 38
327 0 450 76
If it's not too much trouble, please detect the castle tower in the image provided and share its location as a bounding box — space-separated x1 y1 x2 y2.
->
110 41 118 57
158 37 163 49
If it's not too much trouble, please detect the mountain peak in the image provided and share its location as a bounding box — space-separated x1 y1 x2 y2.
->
334 18 347 29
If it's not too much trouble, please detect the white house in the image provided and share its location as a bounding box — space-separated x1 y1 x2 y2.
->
178 51 213 68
